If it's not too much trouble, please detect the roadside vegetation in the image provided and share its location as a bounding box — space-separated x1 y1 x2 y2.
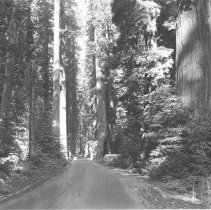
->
1 0 211 207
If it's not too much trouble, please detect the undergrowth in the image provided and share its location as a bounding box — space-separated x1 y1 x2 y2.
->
0 152 68 201
116 86 211 205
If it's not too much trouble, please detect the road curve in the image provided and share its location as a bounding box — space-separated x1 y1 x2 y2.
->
0 159 137 209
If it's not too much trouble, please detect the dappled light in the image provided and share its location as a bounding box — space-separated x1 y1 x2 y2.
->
0 0 211 209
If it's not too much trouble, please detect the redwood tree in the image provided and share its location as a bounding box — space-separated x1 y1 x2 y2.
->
176 0 211 111
53 0 61 138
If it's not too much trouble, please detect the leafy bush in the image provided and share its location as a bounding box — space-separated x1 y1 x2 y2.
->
156 112 211 179
27 151 67 170
143 89 211 183
0 161 13 176
0 111 21 159
119 134 141 167
139 85 188 162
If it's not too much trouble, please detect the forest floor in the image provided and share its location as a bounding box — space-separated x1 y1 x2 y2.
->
0 160 69 204
0 158 206 209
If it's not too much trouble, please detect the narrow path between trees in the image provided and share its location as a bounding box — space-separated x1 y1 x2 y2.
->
0 159 137 209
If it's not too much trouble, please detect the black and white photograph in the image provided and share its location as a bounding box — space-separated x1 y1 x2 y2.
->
0 0 210 209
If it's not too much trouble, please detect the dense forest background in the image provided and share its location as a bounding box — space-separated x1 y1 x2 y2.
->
1 0 211 205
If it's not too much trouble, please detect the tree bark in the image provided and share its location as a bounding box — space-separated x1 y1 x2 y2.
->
0 19 16 125
28 65 36 157
26 0 35 157
71 40 77 156
53 0 61 138
43 29 50 114
65 39 72 156
176 0 211 111
65 37 77 156
96 55 107 159
105 25 116 154
90 23 107 159
59 0 67 157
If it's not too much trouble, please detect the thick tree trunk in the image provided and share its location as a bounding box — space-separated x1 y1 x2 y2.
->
43 36 50 114
71 40 77 156
53 0 68 157
0 1 6 110
1 50 14 118
28 67 35 157
176 0 211 111
96 56 107 159
26 0 35 157
65 38 77 156
65 46 72 156
65 54 72 156
53 0 61 138
0 20 16 125
59 1 67 157
89 13 107 160
105 25 116 154
105 75 116 154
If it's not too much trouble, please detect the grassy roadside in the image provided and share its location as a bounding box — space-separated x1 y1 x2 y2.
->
101 158 208 209
0 159 71 204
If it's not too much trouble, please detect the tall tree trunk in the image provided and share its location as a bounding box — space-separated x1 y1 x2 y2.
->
43 33 50 114
53 0 61 138
65 39 72 156
1 20 16 124
176 0 211 111
28 66 36 157
71 40 77 156
106 86 116 154
90 25 107 159
65 38 77 157
96 55 107 159
59 0 67 157
0 14 16 157
0 0 6 68
0 0 6 124
72 77 77 156
1 50 14 118
105 25 116 154
26 0 35 157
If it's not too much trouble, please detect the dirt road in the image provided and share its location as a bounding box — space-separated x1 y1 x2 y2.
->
0 159 138 209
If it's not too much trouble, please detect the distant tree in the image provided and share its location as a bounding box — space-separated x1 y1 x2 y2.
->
86 0 118 159
26 0 35 157
0 0 21 159
61 0 79 156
